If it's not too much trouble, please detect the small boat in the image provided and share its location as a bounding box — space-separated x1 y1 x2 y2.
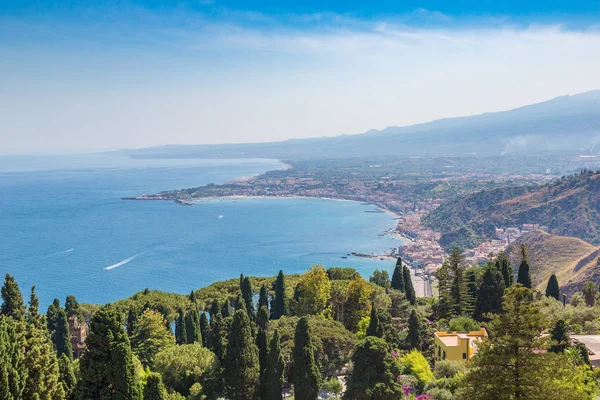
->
218 215 224 219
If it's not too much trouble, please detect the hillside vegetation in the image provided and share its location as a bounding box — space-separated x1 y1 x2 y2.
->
505 230 600 296
423 170 600 250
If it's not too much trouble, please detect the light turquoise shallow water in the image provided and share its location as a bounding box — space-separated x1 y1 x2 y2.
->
0 155 400 307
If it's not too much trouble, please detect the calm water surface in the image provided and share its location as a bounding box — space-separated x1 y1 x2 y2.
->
0 155 400 307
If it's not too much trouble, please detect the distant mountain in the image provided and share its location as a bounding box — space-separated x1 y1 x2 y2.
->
423 170 600 250
127 90 600 159
505 230 600 297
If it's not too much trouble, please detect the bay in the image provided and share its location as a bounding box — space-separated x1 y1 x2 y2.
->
0 155 400 307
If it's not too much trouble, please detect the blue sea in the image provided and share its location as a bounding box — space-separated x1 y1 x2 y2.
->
0 155 401 307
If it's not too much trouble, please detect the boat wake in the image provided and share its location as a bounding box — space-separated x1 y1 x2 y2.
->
104 253 142 271
59 248 74 254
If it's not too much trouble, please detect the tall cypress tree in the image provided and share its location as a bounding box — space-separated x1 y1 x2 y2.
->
391 258 405 291
293 317 320 400
407 309 422 350
241 277 255 321
189 290 197 305
265 329 284 400
224 310 260 400
403 266 416 305
47 298 61 334
545 274 560 300
199 311 210 348
257 330 268 400
76 306 141 400
175 308 187 345
222 299 231 318
143 372 168 400
272 270 288 320
497 252 513 288
366 304 382 338
55 308 74 360
58 353 76 400
210 299 222 320
517 245 532 289
185 310 202 345
1 273 25 320
126 306 137 337
65 295 80 318
474 267 505 321
258 284 269 310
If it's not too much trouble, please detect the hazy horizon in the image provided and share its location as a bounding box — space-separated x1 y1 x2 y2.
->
3 1 600 154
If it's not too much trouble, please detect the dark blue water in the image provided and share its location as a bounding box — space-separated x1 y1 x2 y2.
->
0 155 400 307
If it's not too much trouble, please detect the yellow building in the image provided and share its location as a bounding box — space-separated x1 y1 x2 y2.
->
434 328 488 365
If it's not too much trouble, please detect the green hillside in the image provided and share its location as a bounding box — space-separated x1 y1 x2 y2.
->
423 170 600 250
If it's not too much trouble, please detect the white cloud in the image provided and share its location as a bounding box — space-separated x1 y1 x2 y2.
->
1 11 600 153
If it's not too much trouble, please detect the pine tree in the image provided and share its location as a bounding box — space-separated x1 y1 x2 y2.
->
466 269 479 304
76 306 142 400
131 309 175 367
1 273 25 320
199 311 210 347
224 309 260 400
343 336 402 399
265 329 284 400
55 309 74 360
474 267 505 321
258 284 269 310
185 310 202 345
391 258 405 291
517 245 532 289
448 249 472 316
436 263 452 320
58 353 76 400
143 372 168 400
175 308 187 345
47 298 61 334
293 317 321 400
366 304 382 338
272 270 288 320
545 274 560 301
407 309 422 350
241 276 255 321
403 266 416 305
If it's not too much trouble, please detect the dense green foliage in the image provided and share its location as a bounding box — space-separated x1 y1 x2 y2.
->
265 330 284 400
293 317 321 400
224 310 260 399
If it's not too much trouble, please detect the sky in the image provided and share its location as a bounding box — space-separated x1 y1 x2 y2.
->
2 1 600 153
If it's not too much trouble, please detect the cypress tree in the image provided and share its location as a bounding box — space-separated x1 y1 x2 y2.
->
210 313 227 363
55 308 74 360
497 252 513 288
293 317 321 400
517 245 532 289
143 372 168 400
224 310 260 400
28 286 43 328
76 306 142 400
185 309 202 345
258 284 269 310
366 304 382 338
0 316 28 399
175 308 187 345
403 266 416 305
272 270 288 320
126 306 137 337
1 273 25 320
199 311 210 347
257 306 269 333
65 295 80 318
235 292 244 311
407 309 422 350
47 298 61 334
265 329 284 400
241 276 255 321
474 267 505 321
189 290 197 305
210 299 222 320
545 274 560 300
257 329 268 400
58 353 76 399
222 299 231 318
391 258 405 291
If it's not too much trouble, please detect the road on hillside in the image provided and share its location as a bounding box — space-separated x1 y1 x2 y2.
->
409 267 433 298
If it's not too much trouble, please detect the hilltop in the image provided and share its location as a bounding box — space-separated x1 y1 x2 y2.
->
423 170 600 250
505 230 600 296
124 90 600 159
